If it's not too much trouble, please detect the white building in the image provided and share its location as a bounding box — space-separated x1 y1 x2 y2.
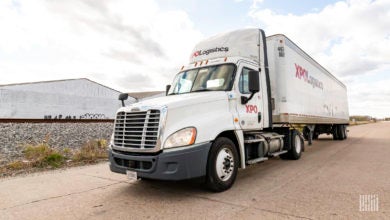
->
0 78 132 119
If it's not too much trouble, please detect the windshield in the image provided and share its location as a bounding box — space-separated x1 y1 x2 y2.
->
168 64 236 95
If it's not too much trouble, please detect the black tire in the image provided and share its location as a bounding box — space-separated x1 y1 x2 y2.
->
333 125 339 140
337 125 346 140
279 130 303 160
206 137 239 192
343 125 348 139
313 133 319 140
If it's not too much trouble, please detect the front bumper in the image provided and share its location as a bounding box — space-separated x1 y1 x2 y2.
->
108 142 212 180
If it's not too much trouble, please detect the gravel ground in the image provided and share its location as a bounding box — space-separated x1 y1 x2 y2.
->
0 122 113 165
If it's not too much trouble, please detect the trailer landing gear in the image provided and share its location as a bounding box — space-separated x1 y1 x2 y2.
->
303 125 316 145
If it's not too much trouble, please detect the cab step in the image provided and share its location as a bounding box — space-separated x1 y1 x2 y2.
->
246 157 268 165
269 150 288 157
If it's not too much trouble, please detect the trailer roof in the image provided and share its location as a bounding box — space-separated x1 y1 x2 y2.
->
267 34 346 89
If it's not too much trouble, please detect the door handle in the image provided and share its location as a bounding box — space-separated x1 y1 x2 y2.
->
258 112 261 123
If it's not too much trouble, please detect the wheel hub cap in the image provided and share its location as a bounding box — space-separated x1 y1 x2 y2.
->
216 148 234 181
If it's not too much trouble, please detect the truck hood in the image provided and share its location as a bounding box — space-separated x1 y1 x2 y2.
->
119 91 228 111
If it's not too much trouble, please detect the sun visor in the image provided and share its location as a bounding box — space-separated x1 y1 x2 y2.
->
189 28 261 64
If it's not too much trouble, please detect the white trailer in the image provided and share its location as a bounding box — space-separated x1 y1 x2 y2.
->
108 28 349 191
266 35 349 125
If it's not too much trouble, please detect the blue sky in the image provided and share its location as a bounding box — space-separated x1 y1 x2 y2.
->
0 0 389 117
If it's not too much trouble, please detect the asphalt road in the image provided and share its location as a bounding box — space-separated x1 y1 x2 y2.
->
1 122 389 219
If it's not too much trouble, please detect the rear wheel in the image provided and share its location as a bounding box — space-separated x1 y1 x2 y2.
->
343 125 348 139
339 125 347 140
338 125 346 140
333 125 339 140
280 129 303 160
206 137 239 192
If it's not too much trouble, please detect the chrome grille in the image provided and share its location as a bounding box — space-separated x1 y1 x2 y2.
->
114 110 160 149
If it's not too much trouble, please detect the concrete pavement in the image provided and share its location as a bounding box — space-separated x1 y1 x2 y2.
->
1 122 389 219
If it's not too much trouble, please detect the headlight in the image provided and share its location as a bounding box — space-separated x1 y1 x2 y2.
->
108 133 114 149
164 127 197 149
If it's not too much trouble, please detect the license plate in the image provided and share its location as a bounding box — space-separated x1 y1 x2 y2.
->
126 170 137 181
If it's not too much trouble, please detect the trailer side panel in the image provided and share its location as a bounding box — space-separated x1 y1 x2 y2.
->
267 35 349 124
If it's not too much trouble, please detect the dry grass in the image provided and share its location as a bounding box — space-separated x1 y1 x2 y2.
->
349 121 375 126
72 139 107 163
23 143 64 168
0 139 108 177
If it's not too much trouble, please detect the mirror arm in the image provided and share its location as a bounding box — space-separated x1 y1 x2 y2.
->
118 93 129 107
241 92 256 104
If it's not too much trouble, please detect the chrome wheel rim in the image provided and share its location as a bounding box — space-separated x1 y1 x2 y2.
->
216 147 234 181
295 135 301 154
344 126 348 138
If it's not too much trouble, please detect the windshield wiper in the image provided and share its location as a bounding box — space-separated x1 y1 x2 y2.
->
192 89 214 92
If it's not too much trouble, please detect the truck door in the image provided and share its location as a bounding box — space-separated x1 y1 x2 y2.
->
236 64 264 130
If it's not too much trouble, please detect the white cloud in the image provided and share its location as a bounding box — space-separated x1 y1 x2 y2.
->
250 0 264 9
348 77 390 118
249 0 390 77
249 0 390 117
0 0 203 91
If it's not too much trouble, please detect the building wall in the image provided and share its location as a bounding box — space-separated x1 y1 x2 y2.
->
0 79 133 119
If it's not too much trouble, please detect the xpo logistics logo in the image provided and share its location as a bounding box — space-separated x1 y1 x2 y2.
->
295 63 324 90
192 47 229 58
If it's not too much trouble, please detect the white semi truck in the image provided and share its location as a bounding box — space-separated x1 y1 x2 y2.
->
108 29 349 192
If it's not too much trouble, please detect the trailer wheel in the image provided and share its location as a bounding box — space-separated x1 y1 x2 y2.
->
343 125 348 139
340 125 346 140
280 130 303 160
206 137 239 192
336 125 346 140
339 125 347 140
332 125 339 140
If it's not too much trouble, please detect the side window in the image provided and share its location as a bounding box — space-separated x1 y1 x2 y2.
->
239 68 253 94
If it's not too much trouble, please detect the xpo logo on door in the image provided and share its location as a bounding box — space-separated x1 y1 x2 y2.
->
245 105 258 113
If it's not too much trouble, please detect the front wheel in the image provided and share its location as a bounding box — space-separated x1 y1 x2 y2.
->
206 137 239 192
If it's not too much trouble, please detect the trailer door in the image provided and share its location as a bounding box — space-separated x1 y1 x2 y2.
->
236 63 264 130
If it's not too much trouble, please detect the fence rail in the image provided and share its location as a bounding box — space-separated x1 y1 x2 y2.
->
0 118 114 123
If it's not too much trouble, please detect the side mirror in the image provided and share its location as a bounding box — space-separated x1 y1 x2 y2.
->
241 70 260 104
166 84 171 96
118 93 129 107
248 70 260 92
